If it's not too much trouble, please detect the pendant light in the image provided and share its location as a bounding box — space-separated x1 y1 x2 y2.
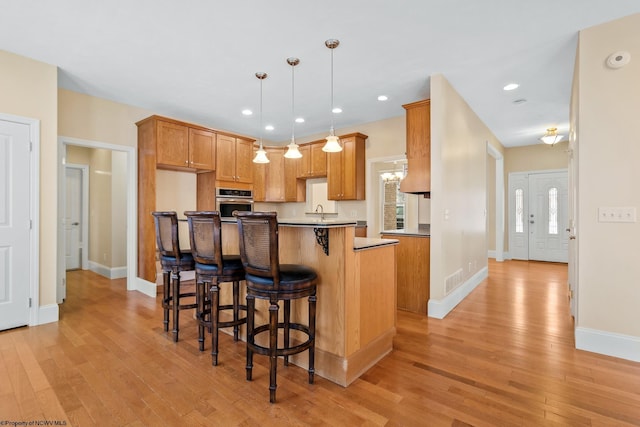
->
284 57 302 159
253 72 269 164
323 39 342 153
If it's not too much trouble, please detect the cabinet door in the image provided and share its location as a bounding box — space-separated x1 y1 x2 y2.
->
216 134 237 181
253 162 266 202
310 142 327 176
156 120 189 168
189 128 215 170
297 144 310 178
327 150 344 200
284 156 300 201
265 148 285 202
235 138 254 183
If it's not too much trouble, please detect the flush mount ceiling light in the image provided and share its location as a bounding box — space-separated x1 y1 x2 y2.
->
540 127 563 145
284 57 302 159
323 38 343 153
503 83 519 91
253 72 269 164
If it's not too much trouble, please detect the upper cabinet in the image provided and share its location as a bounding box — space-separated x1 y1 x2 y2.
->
327 133 367 201
253 147 302 203
297 141 327 178
153 118 216 172
399 99 430 195
216 134 254 184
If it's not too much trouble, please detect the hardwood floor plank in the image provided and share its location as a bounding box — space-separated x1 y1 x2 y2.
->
1 261 639 425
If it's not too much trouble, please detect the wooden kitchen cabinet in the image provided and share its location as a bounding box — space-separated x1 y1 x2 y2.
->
380 234 430 314
253 147 302 202
327 133 367 200
155 118 215 171
216 134 254 184
297 142 327 178
399 99 430 195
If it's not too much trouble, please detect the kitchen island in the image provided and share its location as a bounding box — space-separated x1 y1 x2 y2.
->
220 219 398 386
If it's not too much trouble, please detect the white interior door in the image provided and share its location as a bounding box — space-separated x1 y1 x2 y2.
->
528 171 569 263
65 167 82 270
0 119 31 330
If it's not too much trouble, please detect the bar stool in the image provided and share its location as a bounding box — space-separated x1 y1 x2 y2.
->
184 211 247 366
234 211 318 403
152 211 197 342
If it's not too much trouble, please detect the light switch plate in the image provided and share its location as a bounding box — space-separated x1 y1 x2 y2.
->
598 207 637 223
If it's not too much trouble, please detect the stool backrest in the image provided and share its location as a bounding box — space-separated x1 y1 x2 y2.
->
152 211 184 260
235 211 280 285
184 211 223 270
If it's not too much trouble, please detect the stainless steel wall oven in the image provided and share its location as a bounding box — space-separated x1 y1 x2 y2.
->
216 188 253 218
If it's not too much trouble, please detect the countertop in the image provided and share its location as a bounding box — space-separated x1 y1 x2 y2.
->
353 237 399 251
380 228 430 237
222 217 358 228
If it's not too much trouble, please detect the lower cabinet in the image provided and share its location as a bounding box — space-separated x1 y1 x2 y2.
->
380 234 430 314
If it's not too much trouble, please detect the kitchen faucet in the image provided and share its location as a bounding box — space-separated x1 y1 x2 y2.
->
315 204 325 221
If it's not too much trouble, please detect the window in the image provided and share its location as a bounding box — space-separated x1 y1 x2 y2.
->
548 187 558 234
515 188 524 233
381 175 405 230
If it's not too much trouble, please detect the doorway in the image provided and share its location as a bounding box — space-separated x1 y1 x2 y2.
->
509 170 569 262
57 137 138 304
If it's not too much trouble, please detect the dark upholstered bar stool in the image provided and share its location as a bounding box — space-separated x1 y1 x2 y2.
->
184 211 247 366
234 211 318 403
152 211 197 342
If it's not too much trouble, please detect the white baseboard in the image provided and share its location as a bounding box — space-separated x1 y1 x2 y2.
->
428 267 488 319
36 304 59 325
575 327 640 363
88 261 127 279
488 250 511 260
135 277 158 298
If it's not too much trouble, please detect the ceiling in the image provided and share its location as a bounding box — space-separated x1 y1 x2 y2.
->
2 1 639 148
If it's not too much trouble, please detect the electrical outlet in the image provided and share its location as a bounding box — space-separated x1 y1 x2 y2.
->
598 207 636 223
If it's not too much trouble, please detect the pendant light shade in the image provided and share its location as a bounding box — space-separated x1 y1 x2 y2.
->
284 57 303 159
253 72 270 164
323 39 342 153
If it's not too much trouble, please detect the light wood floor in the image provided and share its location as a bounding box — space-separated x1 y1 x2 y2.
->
1 260 639 426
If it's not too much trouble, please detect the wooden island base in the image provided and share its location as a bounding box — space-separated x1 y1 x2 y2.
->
220 222 398 387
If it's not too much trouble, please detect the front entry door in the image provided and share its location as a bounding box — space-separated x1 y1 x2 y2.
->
0 119 31 331
528 172 568 262
509 170 568 262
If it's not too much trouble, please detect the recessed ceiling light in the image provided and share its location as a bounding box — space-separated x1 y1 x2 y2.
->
295 117 305 123
378 95 388 101
265 125 274 131
503 83 519 91
242 109 253 116
332 107 342 114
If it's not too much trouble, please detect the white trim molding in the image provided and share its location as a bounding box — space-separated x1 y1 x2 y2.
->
575 327 640 363
136 278 158 298
428 266 488 319
37 304 59 325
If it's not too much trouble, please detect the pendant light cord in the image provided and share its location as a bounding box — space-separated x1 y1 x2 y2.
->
330 46 335 134
291 62 295 141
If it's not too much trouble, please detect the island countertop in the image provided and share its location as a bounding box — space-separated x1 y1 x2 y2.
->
354 237 399 251
221 217 357 228
380 228 430 237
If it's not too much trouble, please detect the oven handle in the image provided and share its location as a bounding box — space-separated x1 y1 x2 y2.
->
217 198 254 204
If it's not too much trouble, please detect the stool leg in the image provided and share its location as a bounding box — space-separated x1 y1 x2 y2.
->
210 281 220 366
196 277 205 352
162 270 170 332
171 268 180 342
283 300 291 366
308 294 317 384
269 298 279 403
232 280 240 341
246 295 255 381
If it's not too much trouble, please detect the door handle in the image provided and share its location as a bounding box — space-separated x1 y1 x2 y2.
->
529 220 535 224
72 222 79 226
569 235 576 240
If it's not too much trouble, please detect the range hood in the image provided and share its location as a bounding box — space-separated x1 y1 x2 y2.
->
399 99 431 198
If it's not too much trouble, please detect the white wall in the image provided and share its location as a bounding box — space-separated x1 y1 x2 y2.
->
429 73 502 318
574 13 640 361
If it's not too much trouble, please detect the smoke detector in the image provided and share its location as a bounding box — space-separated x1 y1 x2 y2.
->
606 51 631 69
